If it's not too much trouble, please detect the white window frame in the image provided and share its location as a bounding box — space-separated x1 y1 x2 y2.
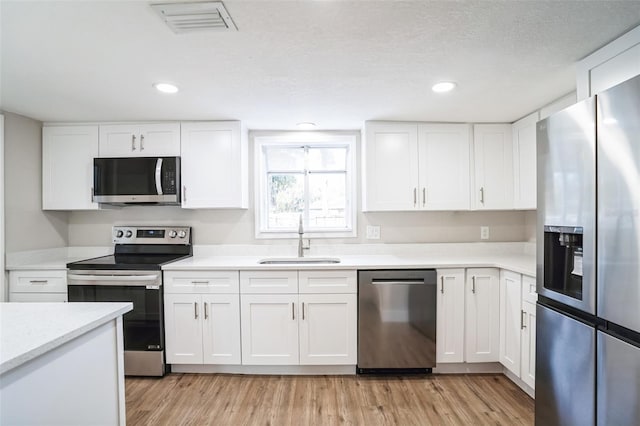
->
253 131 357 239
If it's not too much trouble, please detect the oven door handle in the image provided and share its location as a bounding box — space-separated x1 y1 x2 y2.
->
67 274 160 286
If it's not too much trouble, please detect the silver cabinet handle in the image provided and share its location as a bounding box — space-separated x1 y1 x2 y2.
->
194 302 198 319
183 185 187 203
423 188 426 206
91 187 94 202
204 303 208 320
29 280 48 284
140 134 145 151
521 310 526 329
302 302 305 320
480 187 484 204
292 302 295 320
440 276 444 294
191 281 209 284
132 134 136 151
413 188 417 206
472 276 476 293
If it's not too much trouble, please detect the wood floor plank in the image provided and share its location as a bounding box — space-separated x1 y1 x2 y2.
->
126 373 534 425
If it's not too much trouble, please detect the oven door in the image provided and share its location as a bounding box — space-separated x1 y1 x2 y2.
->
93 156 180 205
67 270 165 376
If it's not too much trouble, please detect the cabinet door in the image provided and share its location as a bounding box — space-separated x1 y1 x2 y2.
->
512 112 539 210
139 123 180 156
241 294 299 365
181 121 247 208
418 124 471 210
164 270 239 294
9 292 67 302
99 123 180 157
363 122 419 211
164 294 203 364
299 294 357 365
436 269 465 363
465 268 500 362
521 301 536 389
99 124 139 157
240 270 298 294
472 124 514 210
499 270 522 375
522 274 537 305
298 270 357 294
42 126 99 210
202 294 241 365
9 270 67 293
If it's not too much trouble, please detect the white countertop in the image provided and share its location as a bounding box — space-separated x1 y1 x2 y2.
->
162 253 536 276
5 243 536 276
0 302 132 374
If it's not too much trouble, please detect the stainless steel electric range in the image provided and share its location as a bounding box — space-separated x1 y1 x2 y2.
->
66 226 192 377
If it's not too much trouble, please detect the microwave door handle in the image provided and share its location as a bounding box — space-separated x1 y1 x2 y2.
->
155 158 163 195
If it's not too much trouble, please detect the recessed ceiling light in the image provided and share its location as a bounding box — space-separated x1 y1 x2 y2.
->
153 83 179 94
432 81 457 93
296 122 316 130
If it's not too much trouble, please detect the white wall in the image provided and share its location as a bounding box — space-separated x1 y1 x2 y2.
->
4 112 68 252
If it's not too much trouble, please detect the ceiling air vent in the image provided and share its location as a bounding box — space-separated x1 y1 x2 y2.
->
151 1 237 33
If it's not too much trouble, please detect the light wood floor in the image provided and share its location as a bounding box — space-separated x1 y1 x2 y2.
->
126 373 534 425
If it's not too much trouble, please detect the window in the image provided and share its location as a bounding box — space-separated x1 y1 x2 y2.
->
254 132 357 238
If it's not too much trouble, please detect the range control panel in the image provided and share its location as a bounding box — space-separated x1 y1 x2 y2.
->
113 226 191 245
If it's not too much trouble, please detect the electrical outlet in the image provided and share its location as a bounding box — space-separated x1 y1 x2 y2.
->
480 226 490 240
366 225 381 240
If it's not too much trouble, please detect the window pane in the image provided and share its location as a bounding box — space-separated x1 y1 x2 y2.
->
265 147 304 171
308 173 347 228
308 147 347 170
267 173 304 228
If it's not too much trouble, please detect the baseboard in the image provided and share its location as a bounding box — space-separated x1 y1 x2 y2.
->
432 362 503 374
169 364 357 375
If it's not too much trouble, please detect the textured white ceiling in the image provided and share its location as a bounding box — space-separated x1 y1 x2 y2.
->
2 1 640 130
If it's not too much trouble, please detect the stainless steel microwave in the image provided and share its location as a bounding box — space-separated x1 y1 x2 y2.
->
93 157 180 205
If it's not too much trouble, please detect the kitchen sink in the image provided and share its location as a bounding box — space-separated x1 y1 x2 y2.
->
257 257 341 265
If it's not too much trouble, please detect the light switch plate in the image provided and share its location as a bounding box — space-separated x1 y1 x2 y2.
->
366 225 381 239
480 226 490 240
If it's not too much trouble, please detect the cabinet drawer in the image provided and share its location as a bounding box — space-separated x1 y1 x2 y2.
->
522 275 537 304
164 271 239 294
298 270 357 294
240 271 298 294
9 270 67 293
9 292 68 302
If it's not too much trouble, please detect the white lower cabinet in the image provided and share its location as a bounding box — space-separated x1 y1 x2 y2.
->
298 293 357 365
465 268 500 362
521 300 537 388
240 270 357 366
498 271 537 390
436 269 465 363
240 294 299 365
499 270 522 374
164 271 241 365
165 293 241 365
9 270 68 302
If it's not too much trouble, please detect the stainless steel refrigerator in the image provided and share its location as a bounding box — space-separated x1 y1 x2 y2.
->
536 74 640 426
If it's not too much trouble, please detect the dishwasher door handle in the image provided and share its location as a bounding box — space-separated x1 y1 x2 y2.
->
371 280 425 285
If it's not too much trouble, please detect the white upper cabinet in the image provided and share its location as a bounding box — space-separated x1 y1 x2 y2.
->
418 124 471 210
472 124 514 210
180 121 248 209
363 121 470 211
512 113 539 210
98 123 180 157
363 122 420 211
42 125 99 210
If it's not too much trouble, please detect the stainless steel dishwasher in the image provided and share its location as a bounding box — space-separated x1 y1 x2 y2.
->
357 269 437 373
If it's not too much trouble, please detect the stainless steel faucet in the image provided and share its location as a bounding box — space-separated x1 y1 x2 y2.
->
298 215 305 257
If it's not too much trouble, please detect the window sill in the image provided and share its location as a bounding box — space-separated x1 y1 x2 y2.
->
255 229 357 239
